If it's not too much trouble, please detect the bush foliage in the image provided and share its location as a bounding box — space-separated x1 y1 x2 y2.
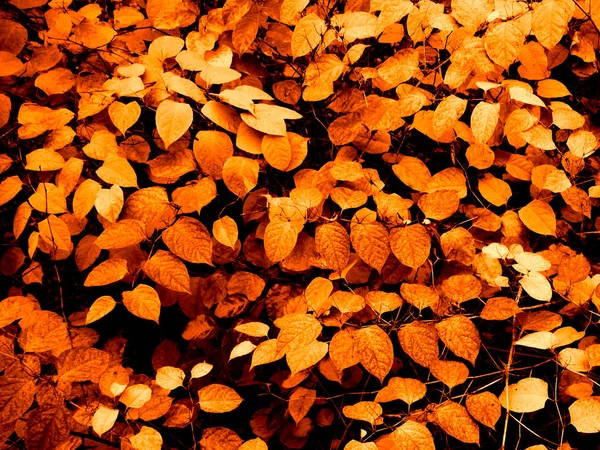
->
1 0 600 449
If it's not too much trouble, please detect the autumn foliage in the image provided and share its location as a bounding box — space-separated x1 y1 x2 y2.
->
2 0 600 448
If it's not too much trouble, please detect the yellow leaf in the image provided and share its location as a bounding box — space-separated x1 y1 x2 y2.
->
286 340 328 375
95 185 124 223
95 219 147 249
73 179 102 218
429 359 470 388
509 86 546 107
288 387 316 424
531 0 574 49
397 322 439 368
264 221 299 263
432 95 467 139
342 401 382 425
143 250 191 293
86 296 116 324
291 13 327 57
213 216 239 250
375 377 427 404
57 348 110 383
229 341 257 361
518 200 556 236
466 391 501 428
483 21 524 69
162 217 212 265
435 316 480 364
350 220 390 272
567 130 597 158
193 130 234 180
84 258 129 287
499 377 549 413
329 329 359 371
25 148 65 171
392 420 435 450
315 222 351 273
0 176 22 207
120 384 152 409
354 325 393 382
235 322 270 337
122 284 161 323
389 224 430 269
156 100 193 149
129 426 163 450
201 101 242 133
156 366 185 390
262 135 292 170
434 401 480 444
148 35 184 60
275 313 322 358
478 174 512 206
240 438 269 450
0 295 40 327
38 215 72 252
190 362 213 379
29 182 67 214
480 297 522 321
251 339 282 369
417 190 460 220
198 384 243 413
222 156 259 198
108 101 141 135
569 397 600 433
470 102 499 144
96 155 138 187
537 79 571 98
92 406 119 436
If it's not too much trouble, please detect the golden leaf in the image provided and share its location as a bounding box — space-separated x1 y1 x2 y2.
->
95 219 147 250
264 221 299 263
569 397 600 433
375 377 427 404
191 362 213 379
429 359 470 388
417 190 460 220
499 377 549 413
315 222 351 273
275 313 322 358
392 421 435 450
434 401 480 444
365 291 403 314
483 22 524 70
432 95 467 139
73 179 102 218
229 341 257 361
397 322 439 368
288 387 316 424
0 176 23 206
350 221 390 272
235 322 270 337
129 426 163 450
518 200 556 236
156 366 185 390
251 339 282 369
95 185 124 223
96 155 138 188
389 224 430 269
354 325 393 382
92 406 119 436
29 182 67 214
108 101 141 136
84 258 129 287
38 215 72 253
531 0 574 49
120 384 152 409
481 297 522 321
198 384 243 413
291 13 327 57
342 401 382 425
392 156 432 192
329 329 359 371
222 156 259 198
435 316 480 364
466 391 501 428
162 217 212 265
193 130 234 180
143 250 191 293
286 340 328 375
156 100 193 149
122 284 161 323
